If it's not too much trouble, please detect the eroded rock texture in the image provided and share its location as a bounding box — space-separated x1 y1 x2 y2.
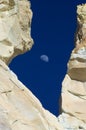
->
0 0 33 64
0 0 63 130
0 0 86 130
58 4 86 130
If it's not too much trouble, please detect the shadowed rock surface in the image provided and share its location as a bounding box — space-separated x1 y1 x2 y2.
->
58 4 86 130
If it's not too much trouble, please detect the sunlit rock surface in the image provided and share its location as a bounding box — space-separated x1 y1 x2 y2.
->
0 0 86 129
0 0 63 130
0 0 33 64
58 4 86 130
0 59 63 130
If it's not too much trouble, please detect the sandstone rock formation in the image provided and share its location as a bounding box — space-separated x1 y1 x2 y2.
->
0 0 33 65
0 0 86 130
0 0 63 130
0 59 63 130
58 4 86 130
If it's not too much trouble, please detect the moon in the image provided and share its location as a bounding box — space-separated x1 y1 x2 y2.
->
40 55 49 62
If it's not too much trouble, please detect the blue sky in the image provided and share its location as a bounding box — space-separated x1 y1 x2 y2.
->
10 0 86 116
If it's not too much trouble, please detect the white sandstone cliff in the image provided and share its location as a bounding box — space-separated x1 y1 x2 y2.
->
0 0 33 64
0 0 86 130
58 4 86 130
0 59 63 130
0 0 63 130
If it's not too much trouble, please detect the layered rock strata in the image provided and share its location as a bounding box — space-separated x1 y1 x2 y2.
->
58 4 86 130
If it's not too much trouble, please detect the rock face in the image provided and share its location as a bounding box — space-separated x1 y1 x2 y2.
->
0 0 63 130
0 0 86 130
0 59 63 130
58 4 86 130
0 0 33 65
